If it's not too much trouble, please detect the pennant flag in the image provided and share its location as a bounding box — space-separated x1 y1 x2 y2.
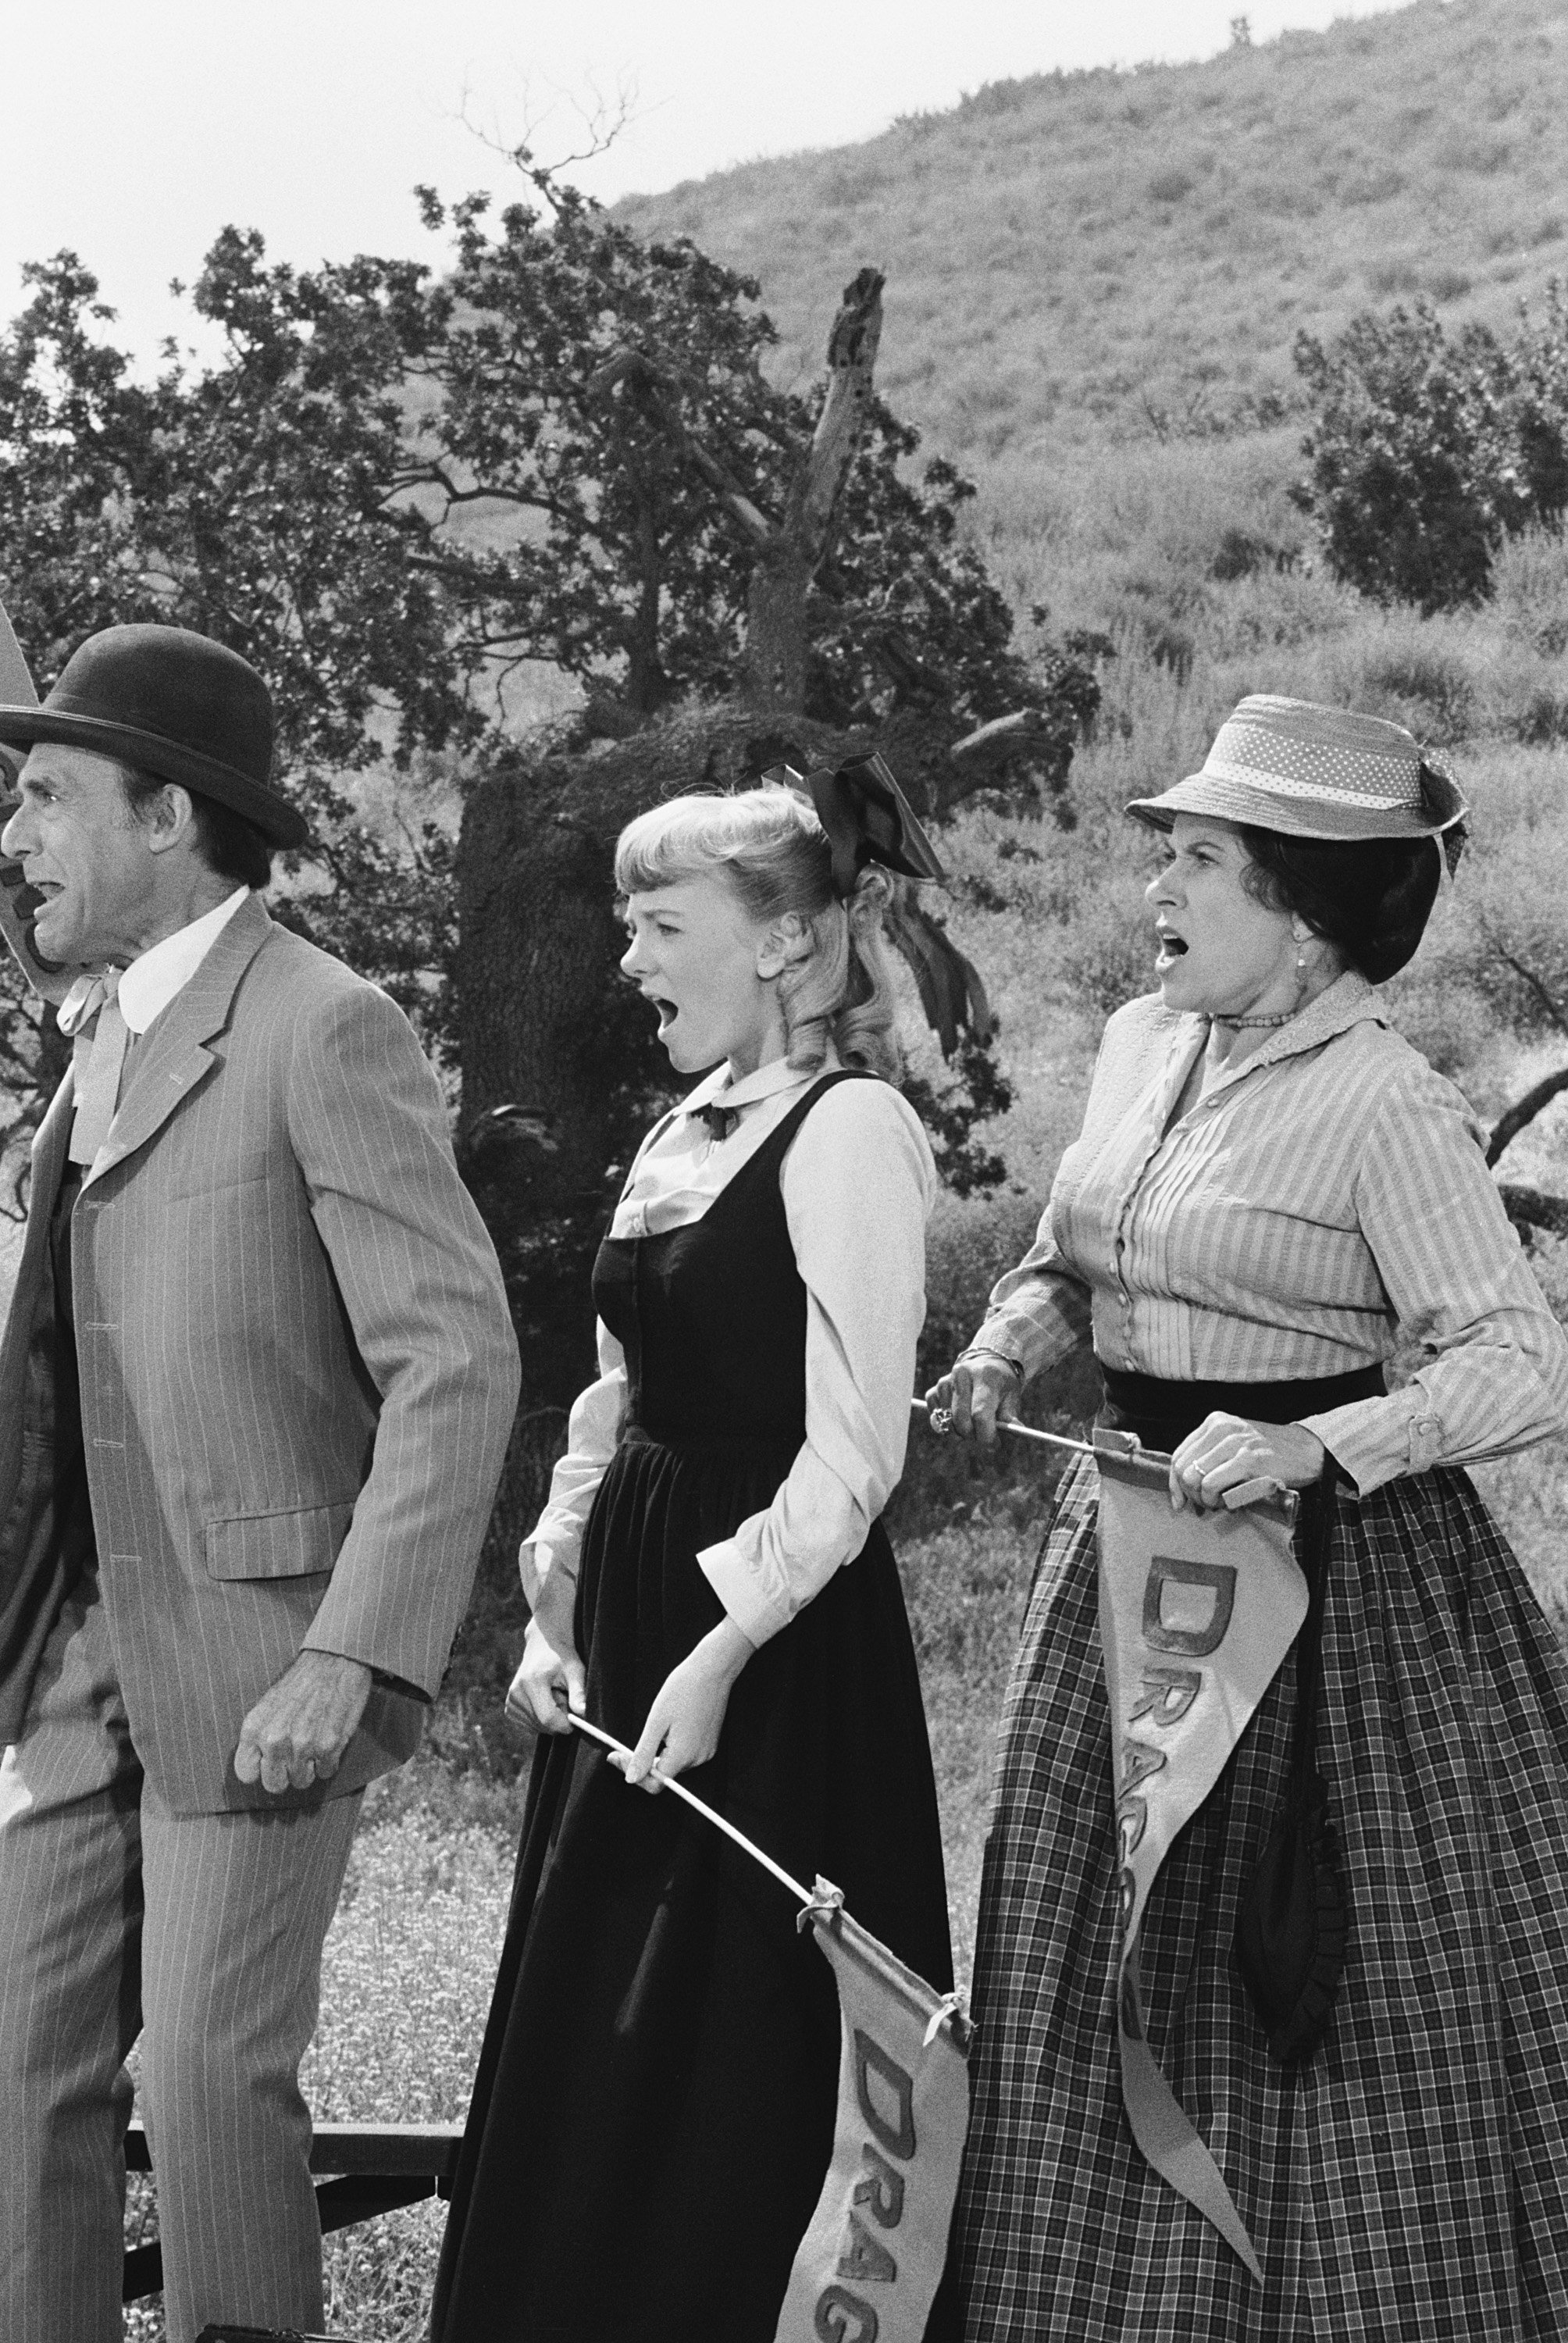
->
775 1886 970 2343
1094 1432 1305 2281
564 1718 970 2343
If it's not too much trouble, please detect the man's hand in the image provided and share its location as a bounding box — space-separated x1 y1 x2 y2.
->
1167 1414 1326 1513
233 1649 373 1795
622 1617 755 1792
505 1617 587 1737
924 1354 1020 1450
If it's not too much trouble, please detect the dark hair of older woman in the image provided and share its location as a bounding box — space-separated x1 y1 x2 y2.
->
927 696 1568 2340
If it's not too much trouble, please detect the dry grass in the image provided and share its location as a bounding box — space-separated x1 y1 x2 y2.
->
618 0 1568 467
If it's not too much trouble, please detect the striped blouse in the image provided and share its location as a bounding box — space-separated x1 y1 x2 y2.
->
973 972 1568 1494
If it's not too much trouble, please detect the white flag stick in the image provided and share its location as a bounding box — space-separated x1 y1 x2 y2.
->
907 1392 1092 1460
566 1713 818 1907
907 1394 1289 1514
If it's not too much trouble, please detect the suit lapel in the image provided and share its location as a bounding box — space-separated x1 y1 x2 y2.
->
80 895 274 1192
30 1068 76 1219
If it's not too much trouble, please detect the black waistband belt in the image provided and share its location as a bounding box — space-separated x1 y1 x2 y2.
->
1097 1362 1385 1453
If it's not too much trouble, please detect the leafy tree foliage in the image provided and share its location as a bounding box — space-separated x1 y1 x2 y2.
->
1293 291 1568 613
0 241 475 785
0 163 1095 1210
402 166 1094 795
401 177 772 717
0 239 476 1070
903 1035 1014 1197
804 408 1085 801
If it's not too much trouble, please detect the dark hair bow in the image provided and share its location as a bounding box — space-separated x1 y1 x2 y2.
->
763 752 946 900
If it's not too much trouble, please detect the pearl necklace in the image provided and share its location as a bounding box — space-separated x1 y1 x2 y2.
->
1210 1007 1296 1029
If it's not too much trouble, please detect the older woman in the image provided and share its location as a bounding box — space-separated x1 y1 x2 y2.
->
931 697 1568 2338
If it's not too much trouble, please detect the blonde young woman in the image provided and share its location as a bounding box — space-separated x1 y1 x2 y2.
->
932 699 1568 2340
433 768 954 2343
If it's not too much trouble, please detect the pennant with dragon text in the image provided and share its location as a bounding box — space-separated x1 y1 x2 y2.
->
563 1717 971 2343
1094 1432 1305 2282
773 1889 970 2343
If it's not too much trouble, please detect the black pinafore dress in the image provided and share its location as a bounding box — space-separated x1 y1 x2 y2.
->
433 1071 953 2343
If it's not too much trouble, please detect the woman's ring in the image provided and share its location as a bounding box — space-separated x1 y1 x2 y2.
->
931 1406 953 1435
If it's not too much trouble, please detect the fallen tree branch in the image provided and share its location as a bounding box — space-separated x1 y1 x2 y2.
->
1487 1065 1568 1167
950 708 1060 772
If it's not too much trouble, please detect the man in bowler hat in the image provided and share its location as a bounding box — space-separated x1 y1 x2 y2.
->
0 622 520 2341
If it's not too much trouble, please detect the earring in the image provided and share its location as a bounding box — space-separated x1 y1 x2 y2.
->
1291 926 1310 1000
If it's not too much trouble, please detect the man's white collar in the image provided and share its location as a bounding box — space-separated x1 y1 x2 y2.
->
117 887 251 1035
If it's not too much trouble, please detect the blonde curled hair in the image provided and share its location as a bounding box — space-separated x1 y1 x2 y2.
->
614 786 902 1079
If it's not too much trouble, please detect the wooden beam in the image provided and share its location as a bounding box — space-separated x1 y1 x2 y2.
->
123 2117 463 2179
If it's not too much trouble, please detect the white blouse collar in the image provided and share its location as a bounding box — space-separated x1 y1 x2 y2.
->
682 1046 843 1118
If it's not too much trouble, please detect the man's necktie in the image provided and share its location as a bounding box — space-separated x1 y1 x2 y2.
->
62 973 130 1168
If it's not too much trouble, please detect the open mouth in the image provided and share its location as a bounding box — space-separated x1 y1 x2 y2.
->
648 995 678 1030
1155 928 1188 967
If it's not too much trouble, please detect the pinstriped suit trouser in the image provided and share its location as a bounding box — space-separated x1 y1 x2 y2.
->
0 1574 361 2343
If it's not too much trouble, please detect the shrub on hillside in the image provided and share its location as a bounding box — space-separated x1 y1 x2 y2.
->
1293 291 1568 612
1491 522 1568 654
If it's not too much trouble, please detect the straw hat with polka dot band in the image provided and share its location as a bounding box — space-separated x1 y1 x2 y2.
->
1126 694 1467 865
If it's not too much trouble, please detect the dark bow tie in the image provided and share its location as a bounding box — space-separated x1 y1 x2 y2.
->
691 1100 739 1143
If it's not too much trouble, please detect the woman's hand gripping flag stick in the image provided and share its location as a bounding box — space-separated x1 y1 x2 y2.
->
567 1712 818 1907
916 1393 1093 1462
909 1395 1288 1513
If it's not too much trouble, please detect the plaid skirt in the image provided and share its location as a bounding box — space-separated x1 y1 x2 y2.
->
949 1456 1568 2339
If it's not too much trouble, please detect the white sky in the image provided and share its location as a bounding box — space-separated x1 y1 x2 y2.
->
2 0 1409 366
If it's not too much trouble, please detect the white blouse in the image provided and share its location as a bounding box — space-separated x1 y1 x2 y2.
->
522 1052 936 1649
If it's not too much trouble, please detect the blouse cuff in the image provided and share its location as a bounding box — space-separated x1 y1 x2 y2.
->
519 1534 579 1610
1300 1388 1442 1497
974 1286 1092 1387
524 1544 583 1661
697 1535 792 1650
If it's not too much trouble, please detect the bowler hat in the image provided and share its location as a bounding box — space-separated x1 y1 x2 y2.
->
0 623 308 848
1125 695 1467 849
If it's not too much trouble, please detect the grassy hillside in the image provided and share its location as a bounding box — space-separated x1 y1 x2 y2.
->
619 0 1568 472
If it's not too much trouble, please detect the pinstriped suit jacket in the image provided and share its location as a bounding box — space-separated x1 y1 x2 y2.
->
0 894 520 1812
